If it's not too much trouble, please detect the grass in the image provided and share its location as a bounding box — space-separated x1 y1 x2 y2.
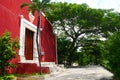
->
0 74 15 80
0 73 48 80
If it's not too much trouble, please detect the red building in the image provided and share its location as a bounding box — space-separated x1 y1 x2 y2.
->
0 0 57 74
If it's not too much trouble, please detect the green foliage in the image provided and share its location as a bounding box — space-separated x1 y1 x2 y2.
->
57 37 71 64
77 34 102 65
45 2 120 66
0 74 15 80
57 37 81 66
104 32 120 79
46 2 120 34
81 52 90 65
0 32 19 75
20 0 50 15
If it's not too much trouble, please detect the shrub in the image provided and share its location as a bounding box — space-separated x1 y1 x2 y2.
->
0 32 19 75
0 74 15 80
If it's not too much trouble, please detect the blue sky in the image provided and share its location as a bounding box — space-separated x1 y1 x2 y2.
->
51 0 120 12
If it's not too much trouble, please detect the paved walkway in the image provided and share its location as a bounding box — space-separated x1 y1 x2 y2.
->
45 65 113 80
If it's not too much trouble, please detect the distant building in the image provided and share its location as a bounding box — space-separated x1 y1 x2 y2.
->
0 0 57 74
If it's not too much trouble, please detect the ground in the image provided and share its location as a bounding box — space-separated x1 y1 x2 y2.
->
45 65 113 80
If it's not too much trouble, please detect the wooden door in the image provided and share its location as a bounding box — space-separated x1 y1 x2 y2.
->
25 28 34 60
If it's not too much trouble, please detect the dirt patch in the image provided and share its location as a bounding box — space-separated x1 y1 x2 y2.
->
16 76 44 80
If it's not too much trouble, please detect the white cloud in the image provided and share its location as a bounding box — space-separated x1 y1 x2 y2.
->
51 0 120 12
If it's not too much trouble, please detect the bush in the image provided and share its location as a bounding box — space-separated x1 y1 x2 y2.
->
0 75 15 80
0 32 19 75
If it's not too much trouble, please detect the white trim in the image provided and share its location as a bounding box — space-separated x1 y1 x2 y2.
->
19 18 39 66
41 12 46 17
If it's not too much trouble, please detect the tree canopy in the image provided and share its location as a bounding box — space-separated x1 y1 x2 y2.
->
45 2 120 65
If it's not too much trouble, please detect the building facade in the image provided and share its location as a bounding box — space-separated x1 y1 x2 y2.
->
0 0 57 74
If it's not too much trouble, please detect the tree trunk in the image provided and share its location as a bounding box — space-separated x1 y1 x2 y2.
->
0 65 6 75
36 15 42 75
68 44 78 66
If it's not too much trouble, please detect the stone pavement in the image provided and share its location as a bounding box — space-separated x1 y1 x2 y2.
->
45 65 113 80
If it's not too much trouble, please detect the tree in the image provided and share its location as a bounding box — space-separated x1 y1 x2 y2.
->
45 2 120 65
81 40 102 65
20 0 50 74
103 32 120 79
57 37 71 65
78 34 101 65
0 32 19 75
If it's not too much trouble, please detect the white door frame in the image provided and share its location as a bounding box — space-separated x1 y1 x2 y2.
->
19 18 39 66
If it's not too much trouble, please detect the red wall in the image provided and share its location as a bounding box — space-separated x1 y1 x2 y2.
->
40 13 57 62
0 0 37 65
0 0 38 36
0 0 56 67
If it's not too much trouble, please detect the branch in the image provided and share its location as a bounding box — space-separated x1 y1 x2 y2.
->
60 20 74 39
79 28 100 35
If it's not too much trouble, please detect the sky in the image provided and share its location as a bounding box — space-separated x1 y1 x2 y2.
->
51 0 120 12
